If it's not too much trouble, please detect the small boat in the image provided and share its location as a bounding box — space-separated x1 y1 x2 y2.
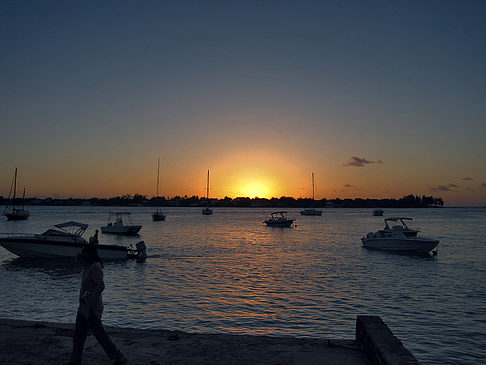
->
0 221 147 261
300 172 322 216
202 207 213 215
361 217 439 253
202 169 213 215
101 212 142 235
3 168 30 220
373 208 384 216
152 211 166 221
264 211 294 227
152 156 166 221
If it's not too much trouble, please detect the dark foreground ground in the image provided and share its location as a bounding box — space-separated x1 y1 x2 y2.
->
0 317 418 364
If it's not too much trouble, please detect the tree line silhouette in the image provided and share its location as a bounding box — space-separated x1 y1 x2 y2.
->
1 194 444 208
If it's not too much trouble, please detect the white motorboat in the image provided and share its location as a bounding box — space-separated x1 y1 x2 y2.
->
264 211 294 227
300 172 322 216
101 212 142 235
0 221 147 261
361 217 439 253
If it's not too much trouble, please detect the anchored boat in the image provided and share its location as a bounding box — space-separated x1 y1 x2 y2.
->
202 169 213 215
101 212 142 235
361 217 439 253
300 172 322 216
3 168 30 220
264 211 294 227
152 156 166 221
0 221 147 261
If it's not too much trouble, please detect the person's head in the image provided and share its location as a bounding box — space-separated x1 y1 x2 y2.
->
75 245 103 267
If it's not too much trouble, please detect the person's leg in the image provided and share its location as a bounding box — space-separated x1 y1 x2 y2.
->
71 312 89 364
87 311 125 361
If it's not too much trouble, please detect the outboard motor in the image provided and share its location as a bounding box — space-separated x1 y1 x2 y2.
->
135 241 147 263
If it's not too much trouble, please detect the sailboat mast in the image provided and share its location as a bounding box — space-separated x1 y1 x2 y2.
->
156 157 160 213
156 157 160 198
312 172 315 201
206 169 210 200
12 168 17 209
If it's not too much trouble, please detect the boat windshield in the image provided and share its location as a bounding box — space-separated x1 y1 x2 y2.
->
43 221 88 236
384 217 413 230
108 212 134 225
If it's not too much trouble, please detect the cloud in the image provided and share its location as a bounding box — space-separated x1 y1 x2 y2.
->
462 177 474 181
343 184 354 188
431 184 461 192
344 156 383 167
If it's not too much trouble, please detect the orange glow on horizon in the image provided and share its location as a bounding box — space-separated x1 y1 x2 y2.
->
212 148 302 199
234 179 272 199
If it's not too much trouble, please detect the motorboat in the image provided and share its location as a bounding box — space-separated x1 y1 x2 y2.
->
202 207 213 215
101 212 142 235
3 168 29 220
0 221 147 261
264 211 294 227
373 208 384 216
361 217 439 253
300 172 322 216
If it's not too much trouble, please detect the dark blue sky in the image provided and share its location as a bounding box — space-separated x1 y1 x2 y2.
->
1 1 485 204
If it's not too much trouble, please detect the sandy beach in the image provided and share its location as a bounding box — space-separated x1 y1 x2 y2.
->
0 318 371 364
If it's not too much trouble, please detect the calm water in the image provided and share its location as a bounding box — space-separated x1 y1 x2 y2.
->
1 206 485 364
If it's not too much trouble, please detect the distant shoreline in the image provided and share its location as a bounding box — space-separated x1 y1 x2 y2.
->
1 194 444 209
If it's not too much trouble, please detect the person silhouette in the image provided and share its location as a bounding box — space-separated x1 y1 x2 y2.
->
69 246 127 364
89 230 99 245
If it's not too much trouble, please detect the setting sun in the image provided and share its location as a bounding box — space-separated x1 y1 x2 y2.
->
238 180 270 199
212 148 303 199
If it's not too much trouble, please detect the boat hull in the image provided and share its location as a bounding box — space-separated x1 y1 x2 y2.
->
202 208 213 215
4 212 30 220
362 237 439 253
0 238 128 260
152 213 166 221
300 209 322 216
264 220 294 227
101 225 142 235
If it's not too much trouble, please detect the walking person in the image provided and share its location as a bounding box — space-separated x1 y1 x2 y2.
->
69 246 127 364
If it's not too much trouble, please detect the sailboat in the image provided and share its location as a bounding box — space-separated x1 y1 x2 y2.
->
4 168 30 220
300 172 322 216
202 169 213 215
152 156 166 221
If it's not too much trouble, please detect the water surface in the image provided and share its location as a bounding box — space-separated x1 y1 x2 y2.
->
1 206 485 364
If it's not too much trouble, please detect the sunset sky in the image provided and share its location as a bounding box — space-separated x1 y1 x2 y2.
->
1 1 485 206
